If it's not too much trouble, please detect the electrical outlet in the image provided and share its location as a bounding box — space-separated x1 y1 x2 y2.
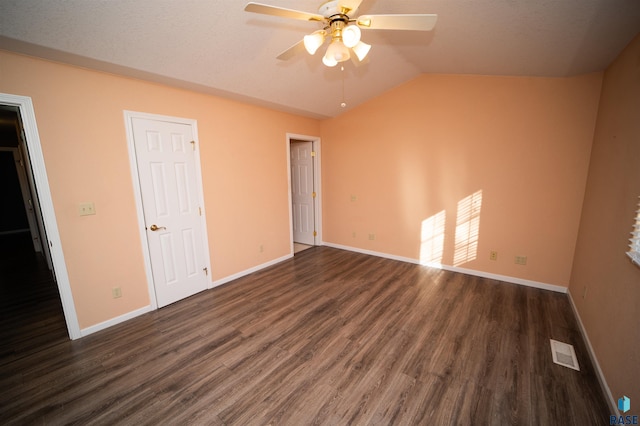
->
112 287 122 298
368 233 376 241
489 250 498 261
350 195 357 202
259 244 264 253
515 255 527 265
582 286 588 299
352 231 356 238
79 202 96 216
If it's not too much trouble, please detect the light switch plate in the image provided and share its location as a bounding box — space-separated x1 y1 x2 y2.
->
79 202 96 216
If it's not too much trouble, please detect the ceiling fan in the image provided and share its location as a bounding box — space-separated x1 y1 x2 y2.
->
244 0 438 67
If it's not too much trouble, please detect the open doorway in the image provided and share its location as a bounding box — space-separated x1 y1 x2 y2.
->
0 106 69 355
287 133 321 255
0 94 80 343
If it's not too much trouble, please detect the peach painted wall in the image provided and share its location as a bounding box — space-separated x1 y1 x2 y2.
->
0 50 319 329
569 34 640 408
321 73 602 287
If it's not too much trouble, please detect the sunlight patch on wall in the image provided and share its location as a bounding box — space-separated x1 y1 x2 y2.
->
420 210 446 267
453 190 483 267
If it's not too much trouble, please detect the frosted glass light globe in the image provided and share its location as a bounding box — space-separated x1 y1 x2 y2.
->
342 25 361 48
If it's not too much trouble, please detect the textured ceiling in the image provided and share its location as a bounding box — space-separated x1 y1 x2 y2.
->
1 0 639 118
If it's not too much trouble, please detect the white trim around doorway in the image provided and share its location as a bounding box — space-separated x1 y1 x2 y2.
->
123 110 213 311
286 133 322 254
0 92 81 339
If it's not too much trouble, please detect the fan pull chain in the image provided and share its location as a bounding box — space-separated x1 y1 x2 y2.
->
340 65 347 108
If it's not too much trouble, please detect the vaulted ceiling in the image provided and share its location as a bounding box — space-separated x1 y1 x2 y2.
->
1 0 639 118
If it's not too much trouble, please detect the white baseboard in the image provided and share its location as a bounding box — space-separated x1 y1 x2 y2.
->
567 289 617 413
323 242 567 293
80 304 153 337
79 254 294 337
323 242 419 265
445 264 567 293
211 253 293 288
78 245 566 340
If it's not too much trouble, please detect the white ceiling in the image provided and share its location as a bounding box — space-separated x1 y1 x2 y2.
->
1 0 639 119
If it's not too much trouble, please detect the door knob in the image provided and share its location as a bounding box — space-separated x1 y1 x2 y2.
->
149 224 166 231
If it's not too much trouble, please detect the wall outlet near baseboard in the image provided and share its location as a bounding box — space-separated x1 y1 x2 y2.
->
515 255 527 265
112 287 122 298
490 250 498 261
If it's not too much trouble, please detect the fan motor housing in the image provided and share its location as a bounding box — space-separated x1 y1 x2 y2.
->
319 1 344 19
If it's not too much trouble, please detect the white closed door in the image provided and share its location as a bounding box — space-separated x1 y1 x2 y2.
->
131 117 208 307
291 141 315 245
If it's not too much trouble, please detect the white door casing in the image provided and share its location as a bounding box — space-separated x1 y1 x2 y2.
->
0 93 80 339
127 113 210 308
291 141 315 245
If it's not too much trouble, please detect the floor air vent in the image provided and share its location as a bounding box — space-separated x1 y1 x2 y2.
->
550 339 580 371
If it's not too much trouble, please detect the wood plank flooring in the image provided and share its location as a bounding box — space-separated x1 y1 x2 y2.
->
0 233 68 365
1 245 610 425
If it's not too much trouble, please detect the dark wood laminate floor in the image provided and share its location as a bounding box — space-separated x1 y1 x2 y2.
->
1 245 610 425
0 233 68 365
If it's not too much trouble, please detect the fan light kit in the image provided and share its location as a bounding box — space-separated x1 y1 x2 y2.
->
245 0 437 67
302 14 369 66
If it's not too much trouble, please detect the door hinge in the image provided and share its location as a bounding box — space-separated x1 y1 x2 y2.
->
190 140 196 151
203 267 208 276
312 192 316 198
313 231 317 237
311 151 316 157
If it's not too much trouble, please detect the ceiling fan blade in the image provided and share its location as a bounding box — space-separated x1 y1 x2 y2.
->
244 2 325 22
338 0 364 15
276 40 307 61
356 14 438 31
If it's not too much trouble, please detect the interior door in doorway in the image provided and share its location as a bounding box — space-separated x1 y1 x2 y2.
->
291 141 315 245
0 148 43 254
131 117 208 308
17 143 52 270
